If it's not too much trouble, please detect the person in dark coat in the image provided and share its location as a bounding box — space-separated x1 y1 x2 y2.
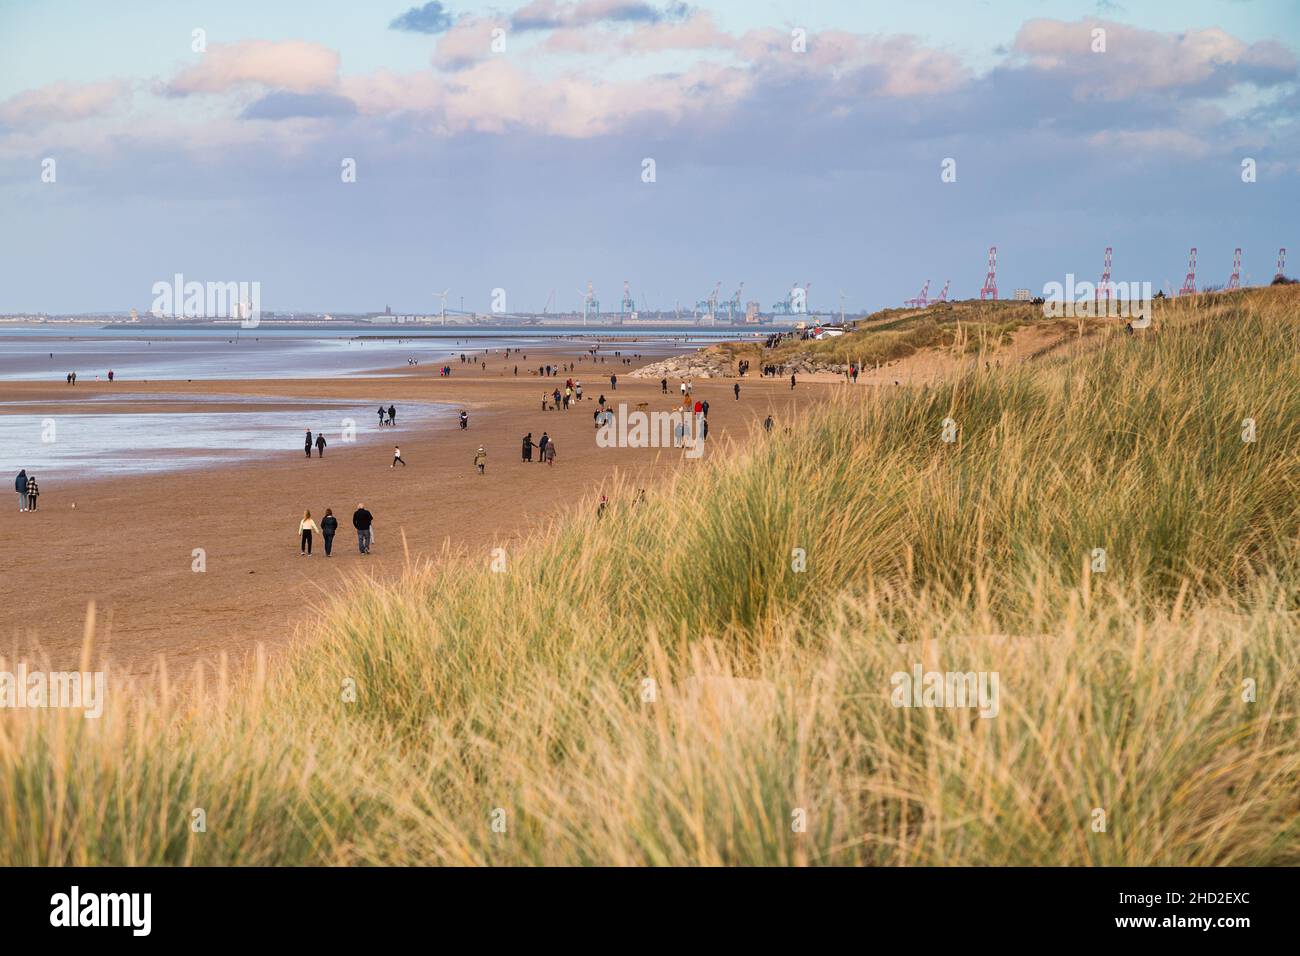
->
352 503 374 554
315 433 327 457
321 508 338 556
304 430 313 457
522 432 534 462
15 469 28 512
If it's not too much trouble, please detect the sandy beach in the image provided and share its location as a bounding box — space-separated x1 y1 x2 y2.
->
0 342 823 677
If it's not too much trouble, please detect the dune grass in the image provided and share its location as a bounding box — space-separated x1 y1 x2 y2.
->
715 298 1095 370
0 288 1296 865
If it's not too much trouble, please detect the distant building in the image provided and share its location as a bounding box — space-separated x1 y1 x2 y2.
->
1013 288 1031 301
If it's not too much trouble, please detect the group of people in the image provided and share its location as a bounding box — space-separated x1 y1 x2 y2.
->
543 378 586 411
64 371 78 384
296 504 375 556
377 404 398 426
14 470 39 512
304 429 327 457
521 432 556 465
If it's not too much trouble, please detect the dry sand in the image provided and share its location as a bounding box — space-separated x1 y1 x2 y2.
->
0 347 826 677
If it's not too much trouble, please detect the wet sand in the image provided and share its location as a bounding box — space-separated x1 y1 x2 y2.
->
0 347 825 678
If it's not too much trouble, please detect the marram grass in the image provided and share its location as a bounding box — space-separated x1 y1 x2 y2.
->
1 288 1296 865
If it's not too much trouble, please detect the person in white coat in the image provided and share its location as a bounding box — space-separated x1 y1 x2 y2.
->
298 510 321 555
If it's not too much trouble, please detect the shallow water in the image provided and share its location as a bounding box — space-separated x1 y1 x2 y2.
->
0 327 727 382
0 394 450 480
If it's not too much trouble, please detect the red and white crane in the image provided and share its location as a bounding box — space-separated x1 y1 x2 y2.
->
1178 247 1198 297
1225 248 1242 291
935 279 951 303
1096 246 1113 309
980 246 998 300
904 279 931 308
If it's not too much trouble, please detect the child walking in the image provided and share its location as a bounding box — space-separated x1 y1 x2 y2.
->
298 510 321 555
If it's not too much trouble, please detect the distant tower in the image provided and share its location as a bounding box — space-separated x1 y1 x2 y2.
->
1096 246 1113 310
1178 247 1198 297
1225 248 1242 291
935 279 950 303
980 246 998 300
1275 247 1288 281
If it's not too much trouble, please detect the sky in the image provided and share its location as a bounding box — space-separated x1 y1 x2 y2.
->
0 0 1297 314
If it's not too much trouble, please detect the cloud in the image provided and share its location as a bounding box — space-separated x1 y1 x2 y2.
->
736 28 971 98
165 40 341 96
0 80 132 128
431 16 507 70
389 2 455 35
619 10 733 53
240 91 358 120
341 57 750 137
1012 19 1297 100
511 0 686 33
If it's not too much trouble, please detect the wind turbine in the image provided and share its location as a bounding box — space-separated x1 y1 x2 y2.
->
434 289 449 325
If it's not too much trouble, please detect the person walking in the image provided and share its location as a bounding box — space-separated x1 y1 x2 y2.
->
391 445 406 468
733 382 740 400
474 446 487 475
24 474 39 512
298 510 321 556
459 410 468 429
304 429 313 458
790 373 797 390
609 373 617 390
388 404 397 426
522 432 534 462
538 432 550 463
544 439 556 465
661 377 668 394
764 414 774 432
352 503 374 554
321 508 338 557
15 469 27 512
378 406 386 427
315 432 327 458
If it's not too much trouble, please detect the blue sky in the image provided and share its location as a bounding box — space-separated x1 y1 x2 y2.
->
1 0 1297 313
